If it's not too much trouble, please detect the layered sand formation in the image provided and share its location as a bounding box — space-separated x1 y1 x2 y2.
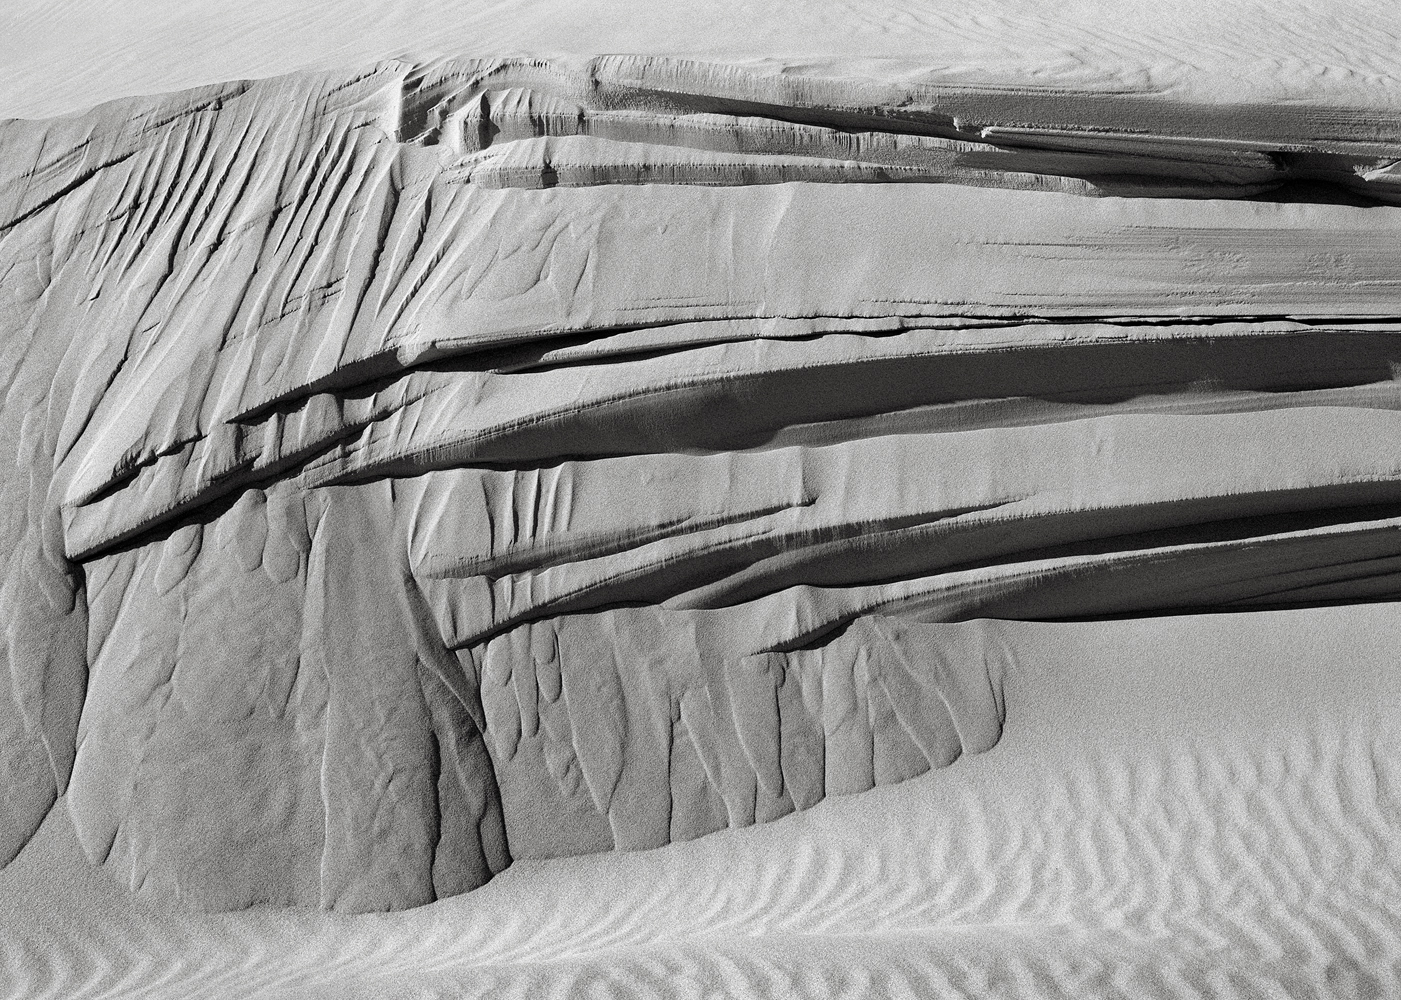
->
0 50 1399 959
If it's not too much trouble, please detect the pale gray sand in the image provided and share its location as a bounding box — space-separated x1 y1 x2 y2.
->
2 5 1400 997
4 604 1399 998
2 0 1399 121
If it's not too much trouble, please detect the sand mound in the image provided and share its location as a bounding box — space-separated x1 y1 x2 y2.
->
1 59 1400 911
0 8 1399 994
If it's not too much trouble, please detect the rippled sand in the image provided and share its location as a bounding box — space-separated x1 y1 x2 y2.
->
2 1 1399 994
3 0 1398 122
5 602 1398 999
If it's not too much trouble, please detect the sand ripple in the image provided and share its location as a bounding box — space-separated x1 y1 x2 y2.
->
5 609 1399 999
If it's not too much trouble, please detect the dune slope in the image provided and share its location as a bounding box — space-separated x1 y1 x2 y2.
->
0 43 1397 974
2 606 1399 998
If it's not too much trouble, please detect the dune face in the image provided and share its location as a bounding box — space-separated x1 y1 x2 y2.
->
1 47 1401 943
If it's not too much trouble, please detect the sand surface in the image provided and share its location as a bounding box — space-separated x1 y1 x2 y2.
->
2 3 1401 997
5 605 1400 998
2 0 1400 121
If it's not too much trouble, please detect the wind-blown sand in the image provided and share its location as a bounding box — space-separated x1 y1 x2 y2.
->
2 0 1399 121
2 3 1401 997
4 605 1400 998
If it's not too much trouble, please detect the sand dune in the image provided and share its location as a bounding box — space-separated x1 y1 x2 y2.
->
2 5 1400 996
1 58 1398 910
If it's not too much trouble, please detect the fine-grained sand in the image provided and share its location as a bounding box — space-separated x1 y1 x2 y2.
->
4 603 1399 998
2 0 1399 122
2 4 1400 997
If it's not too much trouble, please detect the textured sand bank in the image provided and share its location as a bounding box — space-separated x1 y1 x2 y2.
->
1 5 1400 995
0 58 1398 912
4 605 1399 998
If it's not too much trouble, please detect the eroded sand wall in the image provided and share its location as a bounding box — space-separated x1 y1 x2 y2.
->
1 57 1400 914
